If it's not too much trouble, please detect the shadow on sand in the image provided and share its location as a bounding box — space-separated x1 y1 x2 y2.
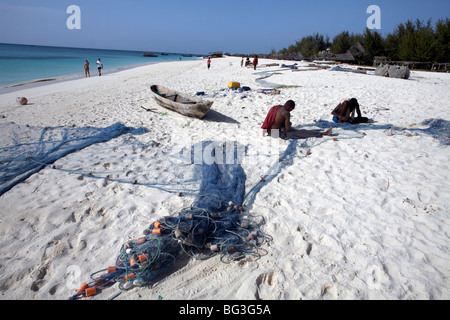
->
202 109 240 124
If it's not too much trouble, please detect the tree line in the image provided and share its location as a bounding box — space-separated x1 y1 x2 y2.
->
274 18 449 65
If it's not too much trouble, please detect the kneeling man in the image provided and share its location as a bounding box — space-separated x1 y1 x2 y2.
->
262 100 332 139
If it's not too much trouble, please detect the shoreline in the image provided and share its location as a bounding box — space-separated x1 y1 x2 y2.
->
0 42 204 91
0 60 184 95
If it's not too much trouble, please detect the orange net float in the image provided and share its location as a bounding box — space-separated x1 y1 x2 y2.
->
152 228 162 234
85 286 97 297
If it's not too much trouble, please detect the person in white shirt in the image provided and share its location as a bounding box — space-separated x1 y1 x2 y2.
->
96 58 103 76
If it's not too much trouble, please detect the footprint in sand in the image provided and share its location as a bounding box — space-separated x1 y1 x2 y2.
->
321 283 338 299
297 226 313 256
255 271 277 300
30 264 48 292
366 263 391 290
30 239 71 293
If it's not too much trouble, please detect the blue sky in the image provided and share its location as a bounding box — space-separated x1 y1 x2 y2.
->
0 0 448 54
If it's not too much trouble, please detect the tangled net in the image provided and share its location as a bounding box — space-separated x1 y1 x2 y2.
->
69 141 270 300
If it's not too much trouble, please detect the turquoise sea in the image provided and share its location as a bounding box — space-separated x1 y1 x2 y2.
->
0 43 202 87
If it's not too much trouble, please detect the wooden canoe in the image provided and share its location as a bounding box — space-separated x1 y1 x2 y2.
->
150 85 213 119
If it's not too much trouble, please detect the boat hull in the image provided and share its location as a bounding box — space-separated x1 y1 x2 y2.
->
150 85 213 119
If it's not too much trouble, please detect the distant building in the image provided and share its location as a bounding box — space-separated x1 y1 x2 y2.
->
315 42 366 63
284 53 305 61
348 42 365 59
269 52 305 61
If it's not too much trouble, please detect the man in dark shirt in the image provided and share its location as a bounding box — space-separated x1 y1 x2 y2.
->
331 98 368 124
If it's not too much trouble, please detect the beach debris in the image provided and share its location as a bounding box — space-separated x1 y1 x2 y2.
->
375 64 410 79
281 63 298 69
273 85 302 89
329 65 376 75
375 64 389 76
388 65 410 79
259 63 279 68
17 97 28 105
257 89 281 95
228 81 240 88
374 107 390 112
140 106 158 113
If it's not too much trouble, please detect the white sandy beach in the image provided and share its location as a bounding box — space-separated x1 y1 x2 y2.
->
0 56 449 300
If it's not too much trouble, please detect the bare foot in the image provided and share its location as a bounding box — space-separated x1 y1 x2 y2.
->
321 127 333 136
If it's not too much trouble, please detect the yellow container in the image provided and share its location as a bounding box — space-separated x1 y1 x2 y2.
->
228 81 240 88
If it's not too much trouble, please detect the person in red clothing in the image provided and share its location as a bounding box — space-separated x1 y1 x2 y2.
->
262 100 332 139
253 55 258 70
261 104 283 136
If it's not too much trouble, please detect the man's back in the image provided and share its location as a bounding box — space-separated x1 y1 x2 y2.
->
271 106 293 131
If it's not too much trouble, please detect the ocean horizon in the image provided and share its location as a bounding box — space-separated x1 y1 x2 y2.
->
0 43 203 88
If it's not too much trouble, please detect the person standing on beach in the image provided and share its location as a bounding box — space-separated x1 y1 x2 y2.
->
84 60 90 77
207 57 211 70
96 58 103 76
331 98 368 124
253 55 259 70
262 100 332 139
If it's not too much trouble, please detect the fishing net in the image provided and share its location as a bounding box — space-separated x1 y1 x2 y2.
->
0 122 147 196
421 118 450 145
69 141 270 300
383 118 450 145
311 118 450 146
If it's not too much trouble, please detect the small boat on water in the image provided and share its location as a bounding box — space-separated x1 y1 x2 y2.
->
150 85 213 119
143 52 158 57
